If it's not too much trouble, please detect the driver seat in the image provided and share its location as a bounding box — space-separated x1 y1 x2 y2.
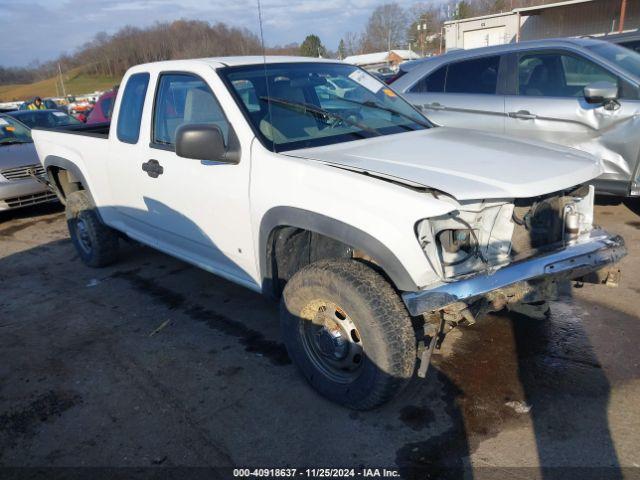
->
259 81 320 143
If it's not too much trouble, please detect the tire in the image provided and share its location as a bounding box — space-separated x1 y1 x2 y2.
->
66 190 119 267
280 259 416 410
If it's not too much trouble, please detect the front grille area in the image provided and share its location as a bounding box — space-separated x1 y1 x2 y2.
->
510 186 588 255
0 164 45 180
511 196 565 254
4 191 57 208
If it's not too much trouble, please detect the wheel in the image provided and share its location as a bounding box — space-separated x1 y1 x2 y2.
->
280 259 416 410
66 190 119 267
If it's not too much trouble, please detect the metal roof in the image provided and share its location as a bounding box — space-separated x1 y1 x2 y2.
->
513 0 595 14
444 0 597 25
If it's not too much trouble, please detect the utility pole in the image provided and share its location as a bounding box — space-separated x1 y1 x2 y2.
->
619 0 628 33
58 63 67 97
416 16 428 57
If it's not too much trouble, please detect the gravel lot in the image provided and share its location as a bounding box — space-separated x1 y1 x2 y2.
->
1 199 639 478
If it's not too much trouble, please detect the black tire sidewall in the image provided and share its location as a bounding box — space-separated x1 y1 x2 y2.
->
68 209 100 265
65 191 118 268
281 261 415 409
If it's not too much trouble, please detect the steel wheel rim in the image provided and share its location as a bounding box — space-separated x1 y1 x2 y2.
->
75 218 92 254
300 300 365 383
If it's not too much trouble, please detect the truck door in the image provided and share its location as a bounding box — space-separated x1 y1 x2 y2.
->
108 68 257 288
504 50 640 196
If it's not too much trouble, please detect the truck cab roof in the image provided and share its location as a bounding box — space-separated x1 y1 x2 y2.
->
130 55 342 71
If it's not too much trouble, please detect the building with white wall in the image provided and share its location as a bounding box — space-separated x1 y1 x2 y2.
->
444 0 639 51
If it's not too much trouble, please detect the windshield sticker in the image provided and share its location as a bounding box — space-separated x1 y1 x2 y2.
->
0 118 8 126
382 88 397 98
52 111 66 117
348 70 382 94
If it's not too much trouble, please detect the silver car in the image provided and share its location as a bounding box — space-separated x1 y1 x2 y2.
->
392 38 640 198
0 114 57 211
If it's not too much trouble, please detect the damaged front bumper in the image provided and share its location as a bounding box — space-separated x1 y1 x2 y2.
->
402 228 626 316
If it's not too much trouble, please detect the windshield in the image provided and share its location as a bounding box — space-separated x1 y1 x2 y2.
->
220 62 430 152
587 42 640 79
10 110 81 129
0 115 32 145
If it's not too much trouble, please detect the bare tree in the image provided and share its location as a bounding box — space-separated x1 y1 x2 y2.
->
342 31 364 56
363 3 409 53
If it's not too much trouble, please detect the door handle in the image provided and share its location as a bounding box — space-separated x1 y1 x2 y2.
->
508 110 537 120
142 159 164 178
424 102 446 111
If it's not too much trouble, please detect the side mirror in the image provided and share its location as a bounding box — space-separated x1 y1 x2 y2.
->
584 81 618 105
175 123 240 163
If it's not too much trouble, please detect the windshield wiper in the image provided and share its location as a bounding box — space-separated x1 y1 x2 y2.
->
259 96 381 137
327 94 432 129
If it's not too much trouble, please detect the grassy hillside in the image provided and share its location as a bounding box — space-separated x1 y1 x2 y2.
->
0 67 119 101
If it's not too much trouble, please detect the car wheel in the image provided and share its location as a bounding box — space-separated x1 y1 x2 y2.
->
280 259 416 410
66 190 119 267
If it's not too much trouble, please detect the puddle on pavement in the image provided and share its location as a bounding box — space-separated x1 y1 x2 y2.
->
396 297 614 473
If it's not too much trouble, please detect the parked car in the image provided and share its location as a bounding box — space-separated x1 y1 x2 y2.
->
73 112 89 123
86 90 116 124
601 30 640 53
7 109 82 129
392 38 640 198
68 99 93 115
368 66 397 83
32 57 625 409
0 114 57 211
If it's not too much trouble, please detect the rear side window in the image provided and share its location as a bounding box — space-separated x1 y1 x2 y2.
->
410 66 446 93
410 56 500 95
117 73 149 144
152 73 229 147
446 56 500 94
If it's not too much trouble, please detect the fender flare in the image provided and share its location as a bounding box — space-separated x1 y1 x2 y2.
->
43 155 103 220
259 206 418 293
44 155 93 200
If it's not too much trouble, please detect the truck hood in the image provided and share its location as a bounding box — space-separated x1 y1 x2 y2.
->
284 128 603 201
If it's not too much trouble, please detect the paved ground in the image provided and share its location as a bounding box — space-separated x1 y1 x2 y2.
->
0 199 639 478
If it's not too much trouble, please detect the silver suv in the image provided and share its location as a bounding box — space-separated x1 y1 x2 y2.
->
392 38 640 198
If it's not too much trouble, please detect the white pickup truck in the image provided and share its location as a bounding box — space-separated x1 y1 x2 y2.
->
32 56 626 410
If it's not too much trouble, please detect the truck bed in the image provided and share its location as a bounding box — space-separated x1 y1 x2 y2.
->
32 121 110 139
32 122 114 209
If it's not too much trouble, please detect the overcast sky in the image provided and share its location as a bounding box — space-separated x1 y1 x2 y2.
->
1 0 406 67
